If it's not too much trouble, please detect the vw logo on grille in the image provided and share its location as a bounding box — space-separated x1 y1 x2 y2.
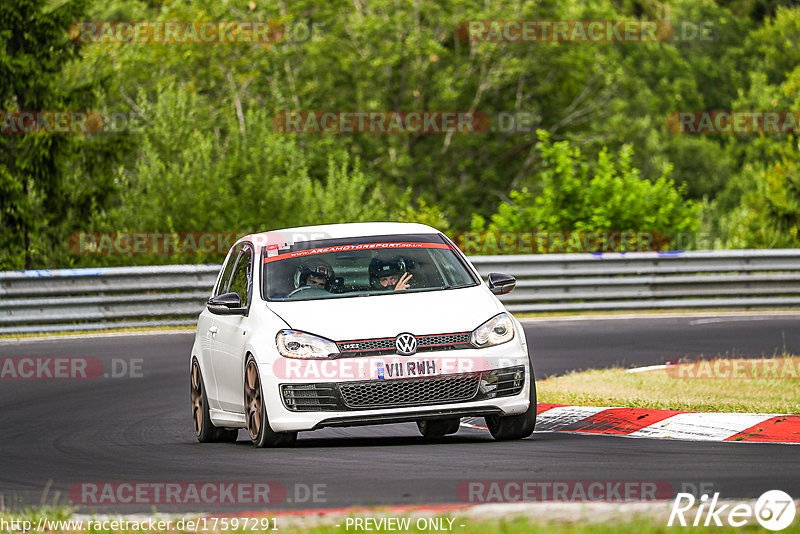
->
395 333 418 356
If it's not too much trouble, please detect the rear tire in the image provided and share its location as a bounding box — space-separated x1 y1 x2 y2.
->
417 418 461 437
191 360 239 443
485 365 537 441
244 356 297 448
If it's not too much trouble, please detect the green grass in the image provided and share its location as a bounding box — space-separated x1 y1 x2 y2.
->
537 356 800 413
0 325 193 340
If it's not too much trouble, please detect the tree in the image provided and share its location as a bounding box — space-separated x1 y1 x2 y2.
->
0 0 109 269
476 130 699 252
82 84 396 266
726 140 800 248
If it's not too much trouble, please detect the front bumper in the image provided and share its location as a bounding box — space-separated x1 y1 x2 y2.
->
260 344 531 432
280 365 525 411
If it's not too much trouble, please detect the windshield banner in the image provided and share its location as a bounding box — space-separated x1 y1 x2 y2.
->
263 241 452 263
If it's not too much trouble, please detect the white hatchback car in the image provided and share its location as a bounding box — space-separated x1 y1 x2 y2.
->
190 222 536 447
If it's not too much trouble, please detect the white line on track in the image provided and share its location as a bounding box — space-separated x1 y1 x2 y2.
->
4 311 798 344
520 311 800 323
625 364 668 373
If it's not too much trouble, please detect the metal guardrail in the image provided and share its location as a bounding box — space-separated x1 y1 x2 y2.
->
0 265 219 334
1 250 799 334
469 249 800 313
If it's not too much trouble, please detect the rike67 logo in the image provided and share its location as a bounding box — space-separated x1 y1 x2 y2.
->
669 490 796 531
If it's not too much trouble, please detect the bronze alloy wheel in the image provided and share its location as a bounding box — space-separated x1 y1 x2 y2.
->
245 360 262 440
191 359 238 443
191 361 204 436
243 356 297 447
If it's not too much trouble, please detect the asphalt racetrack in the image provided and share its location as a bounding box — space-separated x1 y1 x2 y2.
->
1 313 798 513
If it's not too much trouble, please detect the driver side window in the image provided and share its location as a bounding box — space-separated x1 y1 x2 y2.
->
214 244 243 297
228 245 253 308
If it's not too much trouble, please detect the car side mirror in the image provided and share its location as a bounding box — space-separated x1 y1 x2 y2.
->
207 292 246 315
487 272 516 295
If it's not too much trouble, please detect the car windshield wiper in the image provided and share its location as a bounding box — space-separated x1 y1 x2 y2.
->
442 283 472 290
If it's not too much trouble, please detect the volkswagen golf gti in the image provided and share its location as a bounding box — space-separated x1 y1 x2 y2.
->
190 222 536 447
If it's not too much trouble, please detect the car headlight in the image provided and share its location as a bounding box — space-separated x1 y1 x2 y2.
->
471 313 515 348
276 330 340 359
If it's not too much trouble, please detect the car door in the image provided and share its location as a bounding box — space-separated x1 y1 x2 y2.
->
209 243 254 413
200 243 242 409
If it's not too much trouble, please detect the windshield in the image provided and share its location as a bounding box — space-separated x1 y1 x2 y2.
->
262 234 478 301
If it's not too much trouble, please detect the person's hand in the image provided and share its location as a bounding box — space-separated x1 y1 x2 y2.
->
394 272 412 290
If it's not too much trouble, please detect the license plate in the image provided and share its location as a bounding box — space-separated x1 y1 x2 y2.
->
379 359 437 379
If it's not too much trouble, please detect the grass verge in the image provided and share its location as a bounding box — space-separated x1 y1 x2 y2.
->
0 325 194 340
537 356 800 413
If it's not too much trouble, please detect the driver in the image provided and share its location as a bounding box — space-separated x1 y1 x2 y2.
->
293 259 335 291
369 257 412 291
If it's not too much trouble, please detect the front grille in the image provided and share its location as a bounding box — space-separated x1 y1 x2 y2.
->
418 333 472 347
339 374 480 409
280 365 526 412
337 332 472 356
338 338 395 353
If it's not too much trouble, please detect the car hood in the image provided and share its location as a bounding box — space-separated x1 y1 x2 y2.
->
266 285 503 340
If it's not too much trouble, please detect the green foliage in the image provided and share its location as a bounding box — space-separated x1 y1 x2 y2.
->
3 0 800 268
747 6 800 84
710 46 800 249
480 131 699 251
0 0 130 270
84 84 392 265
0 0 89 269
727 140 800 247
396 198 451 235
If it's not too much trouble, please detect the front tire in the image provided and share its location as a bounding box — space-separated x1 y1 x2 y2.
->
417 418 461 437
485 366 537 441
191 360 238 443
244 357 297 448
